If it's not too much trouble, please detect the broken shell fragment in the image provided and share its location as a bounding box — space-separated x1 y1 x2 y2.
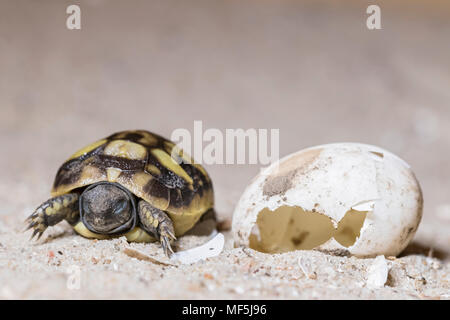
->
366 255 389 288
232 143 423 257
171 232 225 264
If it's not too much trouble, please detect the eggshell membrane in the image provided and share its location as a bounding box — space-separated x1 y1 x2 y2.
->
232 143 423 257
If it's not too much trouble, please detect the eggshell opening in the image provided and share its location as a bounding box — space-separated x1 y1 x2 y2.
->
249 206 368 253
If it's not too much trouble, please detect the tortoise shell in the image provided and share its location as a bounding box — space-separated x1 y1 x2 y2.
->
51 130 214 236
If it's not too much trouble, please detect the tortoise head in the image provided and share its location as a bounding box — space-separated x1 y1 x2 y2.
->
80 182 137 235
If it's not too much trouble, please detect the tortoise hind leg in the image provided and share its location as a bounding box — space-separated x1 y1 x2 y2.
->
138 200 176 257
26 193 79 240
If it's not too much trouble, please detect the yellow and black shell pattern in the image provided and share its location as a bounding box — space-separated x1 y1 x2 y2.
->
51 130 214 236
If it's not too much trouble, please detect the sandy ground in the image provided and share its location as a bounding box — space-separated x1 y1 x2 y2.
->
0 222 449 299
0 0 449 299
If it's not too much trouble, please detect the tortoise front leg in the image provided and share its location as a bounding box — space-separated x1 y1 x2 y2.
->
138 200 176 257
26 193 79 240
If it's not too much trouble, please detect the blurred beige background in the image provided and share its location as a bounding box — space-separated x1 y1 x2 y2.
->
0 0 449 256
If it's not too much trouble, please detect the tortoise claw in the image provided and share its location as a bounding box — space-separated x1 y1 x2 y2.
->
159 220 177 257
160 225 176 257
166 229 177 242
30 228 44 241
160 235 175 257
25 221 37 232
25 208 48 241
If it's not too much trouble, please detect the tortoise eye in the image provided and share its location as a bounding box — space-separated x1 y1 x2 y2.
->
113 200 129 214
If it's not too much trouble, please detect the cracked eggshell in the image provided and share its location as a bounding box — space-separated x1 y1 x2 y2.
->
232 143 423 257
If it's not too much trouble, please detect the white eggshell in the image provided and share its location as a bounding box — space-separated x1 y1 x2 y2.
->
232 143 423 257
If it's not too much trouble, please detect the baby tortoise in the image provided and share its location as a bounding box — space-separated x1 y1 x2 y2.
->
26 130 214 256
